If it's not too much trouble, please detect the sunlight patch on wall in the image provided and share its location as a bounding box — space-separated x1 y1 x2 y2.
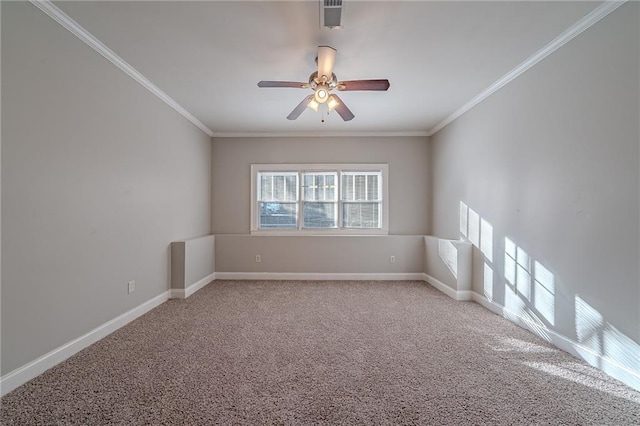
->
437 239 458 278
574 295 640 389
504 283 525 314
483 262 493 300
468 208 480 247
516 246 532 301
504 236 556 336
459 201 468 238
459 201 496 299
533 261 555 326
480 218 493 262
504 237 532 301
504 238 516 286
503 285 551 342
459 201 492 261
575 294 604 364
602 324 640 377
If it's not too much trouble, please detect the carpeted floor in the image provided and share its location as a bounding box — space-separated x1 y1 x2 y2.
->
2 280 639 425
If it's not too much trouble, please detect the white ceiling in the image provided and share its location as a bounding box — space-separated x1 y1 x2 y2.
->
54 1 601 136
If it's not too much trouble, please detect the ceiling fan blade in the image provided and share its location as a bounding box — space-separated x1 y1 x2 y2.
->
337 79 390 91
258 81 308 88
330 94 354 121
317 46 337 82
287 95 314 120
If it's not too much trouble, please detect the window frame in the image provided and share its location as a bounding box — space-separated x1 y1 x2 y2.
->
250 163 389 236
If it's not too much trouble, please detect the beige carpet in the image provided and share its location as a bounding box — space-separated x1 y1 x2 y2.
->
2 280 639 425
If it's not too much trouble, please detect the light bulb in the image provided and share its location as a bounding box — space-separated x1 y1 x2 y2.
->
327 95 339 112
307 98 319 112
314 87 329 103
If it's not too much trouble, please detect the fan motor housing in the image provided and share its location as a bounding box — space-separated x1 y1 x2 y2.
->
309 71 338 89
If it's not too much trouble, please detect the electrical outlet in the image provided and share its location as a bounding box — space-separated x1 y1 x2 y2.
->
255 255 261 263
128 280 135 294
390 256 396 264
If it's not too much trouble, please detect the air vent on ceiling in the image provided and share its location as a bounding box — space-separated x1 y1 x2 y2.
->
321 0 343 29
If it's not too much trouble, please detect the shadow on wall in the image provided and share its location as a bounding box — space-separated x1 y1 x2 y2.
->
459 201 640 390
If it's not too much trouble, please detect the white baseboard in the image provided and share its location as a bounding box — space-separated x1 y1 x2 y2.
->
214 272 426 281
471 293 640 392
423 273 473 301
0 290 170 397
170 272 215 299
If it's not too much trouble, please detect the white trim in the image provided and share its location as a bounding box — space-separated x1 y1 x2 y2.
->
423 273 473 301
215 272 426 281
170 272 215 299
212 131 430 138
28 0 214 137
471 293 640 392
184 272 215 298
250 229 390 237
427 0 627 136
471 292 504 316
0 290 170 397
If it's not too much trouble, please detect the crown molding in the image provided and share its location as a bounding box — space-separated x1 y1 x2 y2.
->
427 0 628 137
29 0 215 137
211 131 430 138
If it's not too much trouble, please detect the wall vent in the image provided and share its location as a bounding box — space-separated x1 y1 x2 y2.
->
321 0 343 29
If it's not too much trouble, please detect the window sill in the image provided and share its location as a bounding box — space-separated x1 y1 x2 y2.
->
250 229 389 237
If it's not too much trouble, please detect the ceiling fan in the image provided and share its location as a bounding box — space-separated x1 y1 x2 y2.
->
257 46 390 121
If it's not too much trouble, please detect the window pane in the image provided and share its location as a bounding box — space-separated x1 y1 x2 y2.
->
343 174 353 200
367 175 379 200
303 175 313 201
314 175 323 201
326 174 335 200
354 175 366 200
259 202 297 228
342 172 381 201
303 202 337 228
285 175 297 201
273 176 284 200
260 175 273 200
302 172 337 201
259 172 297 201
343 202 380 228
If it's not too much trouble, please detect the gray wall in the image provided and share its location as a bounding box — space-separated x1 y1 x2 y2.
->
212 136 430 235
430 3 639 360
212 136 429 273
216 235 424 274
1 2 212 375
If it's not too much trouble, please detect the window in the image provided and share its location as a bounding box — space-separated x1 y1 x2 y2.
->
302 172 338 228
258 172 298 228
342 172 382 229
251 164 388 235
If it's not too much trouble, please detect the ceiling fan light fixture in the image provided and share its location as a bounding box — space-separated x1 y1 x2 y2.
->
327 95 339 112
314 87 329 103
257 45 390 122
307 98 320 112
